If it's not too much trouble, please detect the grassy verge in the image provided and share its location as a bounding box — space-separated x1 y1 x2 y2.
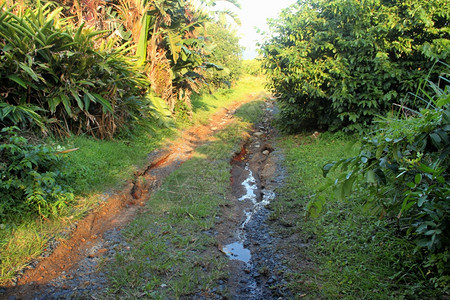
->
0 77 266 284
101 102 266 298
274 132 438 299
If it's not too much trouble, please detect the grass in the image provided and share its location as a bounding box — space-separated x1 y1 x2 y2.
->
101 102 265 298
0 76 267 285
274 132 441 299
189 75 266 126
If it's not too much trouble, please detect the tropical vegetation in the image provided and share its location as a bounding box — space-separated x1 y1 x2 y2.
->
261 0 449 132
261 0 449 295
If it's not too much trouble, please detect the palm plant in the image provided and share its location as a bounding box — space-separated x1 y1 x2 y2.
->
50 0 242 118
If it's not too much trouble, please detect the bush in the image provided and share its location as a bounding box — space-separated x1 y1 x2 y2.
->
204 22 242 88
242 60 263 76
0 3 156 138
0 127 74 222
261 0 450 132
322 70 449 289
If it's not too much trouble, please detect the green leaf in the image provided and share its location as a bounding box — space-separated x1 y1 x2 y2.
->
417 196 427 207
322 162 336 177
136 14 151 66
406 182 416 189
92 93 113 113
414 174 422 184
7 75 28 88
366 169 376 183
18 63 39 81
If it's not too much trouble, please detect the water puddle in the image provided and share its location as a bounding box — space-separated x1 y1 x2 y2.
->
222 242 251 263
238 165 257 202
225 162 276 263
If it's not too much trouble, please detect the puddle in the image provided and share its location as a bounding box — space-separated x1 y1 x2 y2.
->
222 242 251 263
226 162 277 264
238 165 258 202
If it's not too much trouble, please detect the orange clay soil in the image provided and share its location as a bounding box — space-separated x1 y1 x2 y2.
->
5 93 263 297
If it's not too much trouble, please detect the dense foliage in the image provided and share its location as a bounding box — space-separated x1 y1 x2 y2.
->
0 127 74 222
0 3 158 138
261 0 450 132
204 22 242 88
322 72 449 289
0 0 244 136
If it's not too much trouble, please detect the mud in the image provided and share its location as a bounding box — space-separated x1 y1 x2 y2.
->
2 93 294 299
216 101 292 299
2 94 264 300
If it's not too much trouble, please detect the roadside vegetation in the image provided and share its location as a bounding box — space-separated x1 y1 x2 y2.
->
275 133 443 298
262 0 449 297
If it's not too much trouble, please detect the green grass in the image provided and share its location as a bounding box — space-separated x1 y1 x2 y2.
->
0 76 267 285
274 132 440 299
101 102 265 298
189 75 267 126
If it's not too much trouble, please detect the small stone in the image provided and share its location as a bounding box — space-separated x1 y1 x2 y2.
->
262 150 270 155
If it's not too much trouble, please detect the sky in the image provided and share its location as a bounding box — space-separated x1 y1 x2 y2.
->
237 0 297 59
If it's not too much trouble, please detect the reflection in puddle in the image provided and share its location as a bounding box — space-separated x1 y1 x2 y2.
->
222 242 251 263
238 165 257 202
224 163 277 264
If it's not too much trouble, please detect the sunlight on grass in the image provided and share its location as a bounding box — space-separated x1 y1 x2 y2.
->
276 133 438 299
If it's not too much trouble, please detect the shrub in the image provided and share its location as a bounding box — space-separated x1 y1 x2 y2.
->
261 0 450 132
204 22 242 88
0 3 156 138
0 127 74 222
242 60 263 76
321 69 449 289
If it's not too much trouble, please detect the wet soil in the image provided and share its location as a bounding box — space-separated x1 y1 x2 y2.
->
2 93 298 299
2 93 265 299
216 101 292 299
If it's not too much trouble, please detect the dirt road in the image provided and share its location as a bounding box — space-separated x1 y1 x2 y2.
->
3 93 296 299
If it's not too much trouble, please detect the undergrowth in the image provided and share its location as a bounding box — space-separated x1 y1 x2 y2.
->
275 132 443 299
0 77 267 285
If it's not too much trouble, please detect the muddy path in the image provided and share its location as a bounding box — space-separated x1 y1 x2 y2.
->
216 101 291 299
3 93 295 299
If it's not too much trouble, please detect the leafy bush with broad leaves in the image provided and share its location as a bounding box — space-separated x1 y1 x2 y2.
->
321 69 449 289
204 22 242 88
242 60 263 76
261 0 449 132
0 127 74 222
0 3 159 138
